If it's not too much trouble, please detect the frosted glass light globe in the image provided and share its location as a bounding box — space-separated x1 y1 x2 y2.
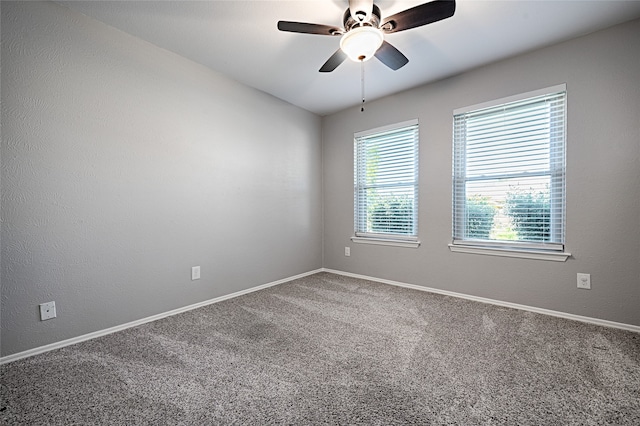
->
340 26 384 62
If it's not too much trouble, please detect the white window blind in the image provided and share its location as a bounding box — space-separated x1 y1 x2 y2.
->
452 86 566 251
354 120 419 240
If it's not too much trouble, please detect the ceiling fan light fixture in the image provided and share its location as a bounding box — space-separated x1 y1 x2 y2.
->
340 26 383 62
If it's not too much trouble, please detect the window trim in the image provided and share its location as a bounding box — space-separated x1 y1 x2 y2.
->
448 243 570 262
353 119 420 247
450 84 570 261
352 236 421 249
453 84 567 116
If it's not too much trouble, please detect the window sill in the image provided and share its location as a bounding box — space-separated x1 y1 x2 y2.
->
448 244 571 262
352 236 421 249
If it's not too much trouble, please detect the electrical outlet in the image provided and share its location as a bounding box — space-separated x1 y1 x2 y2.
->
577 273 591 289
345 247 351 257
191 266 201 281
39 301 57 321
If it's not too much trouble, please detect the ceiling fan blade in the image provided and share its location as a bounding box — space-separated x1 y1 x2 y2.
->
277 21 342 36
349 0 374 22
374 41 409 70
381 0 456 34
319 49 348 73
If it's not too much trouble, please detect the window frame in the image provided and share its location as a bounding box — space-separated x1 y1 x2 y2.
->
449 85 571 261
352 119 420 249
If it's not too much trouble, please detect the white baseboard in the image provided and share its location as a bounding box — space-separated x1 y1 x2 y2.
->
0 269 323 365
3 267 637 365
322 268 640 334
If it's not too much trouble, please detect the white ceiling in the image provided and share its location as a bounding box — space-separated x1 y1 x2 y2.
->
57 1 640 116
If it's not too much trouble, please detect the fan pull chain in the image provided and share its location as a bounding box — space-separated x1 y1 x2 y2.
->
360 58 365 112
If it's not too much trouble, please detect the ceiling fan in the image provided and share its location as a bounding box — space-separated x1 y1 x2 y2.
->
277 0 456 72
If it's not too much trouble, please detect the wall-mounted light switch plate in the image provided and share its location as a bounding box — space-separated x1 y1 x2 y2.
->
577 273 591 289
191 266 201 281
345 247 351 257
39 301 57 321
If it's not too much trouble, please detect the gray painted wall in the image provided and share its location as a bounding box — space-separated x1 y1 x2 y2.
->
1 1 322 356
323 19 640 326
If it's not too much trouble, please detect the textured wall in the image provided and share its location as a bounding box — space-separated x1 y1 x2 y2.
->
323 19 640 326
1 1 322 356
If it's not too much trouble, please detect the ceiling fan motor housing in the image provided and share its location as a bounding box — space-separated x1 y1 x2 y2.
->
343 4 381 31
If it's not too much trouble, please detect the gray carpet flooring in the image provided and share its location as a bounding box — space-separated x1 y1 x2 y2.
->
2 272 639 425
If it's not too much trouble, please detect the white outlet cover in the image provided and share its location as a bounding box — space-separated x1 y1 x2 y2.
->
345 247 351 257
191 266 201 281
39 301 57 321
577 273 591 289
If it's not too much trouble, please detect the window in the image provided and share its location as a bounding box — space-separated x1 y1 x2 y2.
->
353 120 419 248
451 85 569 261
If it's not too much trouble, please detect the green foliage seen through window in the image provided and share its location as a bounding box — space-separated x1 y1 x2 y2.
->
504 190 551 242
465 196 497 239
